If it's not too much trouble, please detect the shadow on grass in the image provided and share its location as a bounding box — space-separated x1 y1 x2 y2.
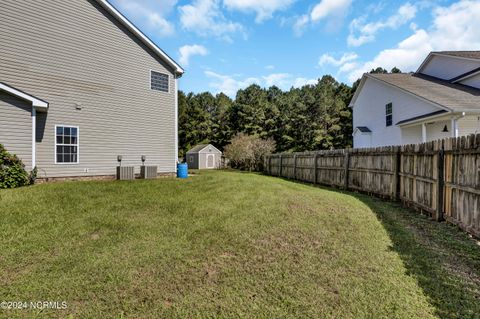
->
266 174 480 319
354 194 480 319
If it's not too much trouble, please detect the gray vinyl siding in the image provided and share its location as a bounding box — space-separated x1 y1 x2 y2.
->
0 92 32 170
0 0 176 177
187 153 199 169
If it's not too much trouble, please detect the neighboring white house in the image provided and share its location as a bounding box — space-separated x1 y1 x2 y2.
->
351 51 480 148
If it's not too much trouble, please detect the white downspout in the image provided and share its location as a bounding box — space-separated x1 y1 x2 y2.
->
174 75 179 170
31 107 36 170
421 122 427 143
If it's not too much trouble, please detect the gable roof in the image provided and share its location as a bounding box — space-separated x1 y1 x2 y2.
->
187 144 222 154
365 73 480 112
0 82 49 111
95 0 184 75
416 51 480 74
434 51 480 60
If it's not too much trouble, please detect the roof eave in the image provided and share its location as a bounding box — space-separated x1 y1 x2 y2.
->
95 0 184 75
0 82 49 111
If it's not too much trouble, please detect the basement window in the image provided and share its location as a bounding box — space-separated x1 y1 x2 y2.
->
386 103 393 127
55 125 79 164
151 71 169 92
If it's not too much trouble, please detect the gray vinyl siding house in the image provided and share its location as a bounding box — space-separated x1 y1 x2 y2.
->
0 0 183 179
186 144 222 169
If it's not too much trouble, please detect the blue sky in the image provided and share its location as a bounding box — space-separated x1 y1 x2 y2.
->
110 0 480 96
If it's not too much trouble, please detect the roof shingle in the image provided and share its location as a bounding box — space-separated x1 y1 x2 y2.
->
434 51 480 60
368 73 480 111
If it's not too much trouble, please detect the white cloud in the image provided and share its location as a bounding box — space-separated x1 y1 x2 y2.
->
293 77 318 87
262 73 291 87
265 65 275 70
224 0 296 22
288 0 352 35
179 44 208 67
293 15 309 36
206 71 318 96
310 0 352 22
205 71 260 96
179 0 244 40
319 52 358 67
348 3 417 47
344 0 480 83
116 0 176 37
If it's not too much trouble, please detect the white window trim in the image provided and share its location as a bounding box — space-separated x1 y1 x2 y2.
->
386 103 393 127
54 125 80 165
150 69 170 93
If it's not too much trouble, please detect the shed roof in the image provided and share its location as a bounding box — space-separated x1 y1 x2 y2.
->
367 73 480 112
0 82 49 111
355 126 372 133
187 144 222 154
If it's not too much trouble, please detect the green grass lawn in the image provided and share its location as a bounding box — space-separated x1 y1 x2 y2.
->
0 170 479 318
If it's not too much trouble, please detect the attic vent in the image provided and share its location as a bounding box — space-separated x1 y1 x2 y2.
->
151 71 169 92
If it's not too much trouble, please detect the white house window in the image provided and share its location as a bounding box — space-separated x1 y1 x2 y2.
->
189 156 194 163
151 71 169 92
55 126 79 164
386 103 393 127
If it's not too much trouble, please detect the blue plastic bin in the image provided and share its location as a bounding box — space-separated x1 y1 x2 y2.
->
177 163 188 179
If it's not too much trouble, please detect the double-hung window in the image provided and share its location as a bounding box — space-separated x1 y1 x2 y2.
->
55 126 79 164
385 103 393 127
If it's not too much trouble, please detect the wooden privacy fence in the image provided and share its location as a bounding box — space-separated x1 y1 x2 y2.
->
265 134 480 238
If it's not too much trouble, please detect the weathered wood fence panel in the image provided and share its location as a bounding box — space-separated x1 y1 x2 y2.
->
265 134 480 238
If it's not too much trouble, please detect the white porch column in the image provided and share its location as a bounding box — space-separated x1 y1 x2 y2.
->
31 107 36 169
451 118 458 138
421 122 427 143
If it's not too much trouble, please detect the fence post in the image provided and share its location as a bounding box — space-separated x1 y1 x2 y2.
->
314 153 318 184
268 155 272 175
435 142 445 221
293 154 297 180
279 154 283 178
392 148 401 200
344 151 350 190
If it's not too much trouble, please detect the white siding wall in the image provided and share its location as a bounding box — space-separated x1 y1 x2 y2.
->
458 115 480 136
401 126 422 145
420 55 480 80
460 73 480 89
353 78 441 147
426 120 453 141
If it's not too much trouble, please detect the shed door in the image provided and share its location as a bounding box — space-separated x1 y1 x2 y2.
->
207 154 214 168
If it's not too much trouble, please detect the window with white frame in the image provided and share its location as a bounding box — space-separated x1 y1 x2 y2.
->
55 126 79 164
151 71 169 92
189 155 194 163
385 103 393 127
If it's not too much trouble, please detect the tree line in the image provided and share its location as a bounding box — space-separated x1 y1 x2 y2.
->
178 68 400 157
